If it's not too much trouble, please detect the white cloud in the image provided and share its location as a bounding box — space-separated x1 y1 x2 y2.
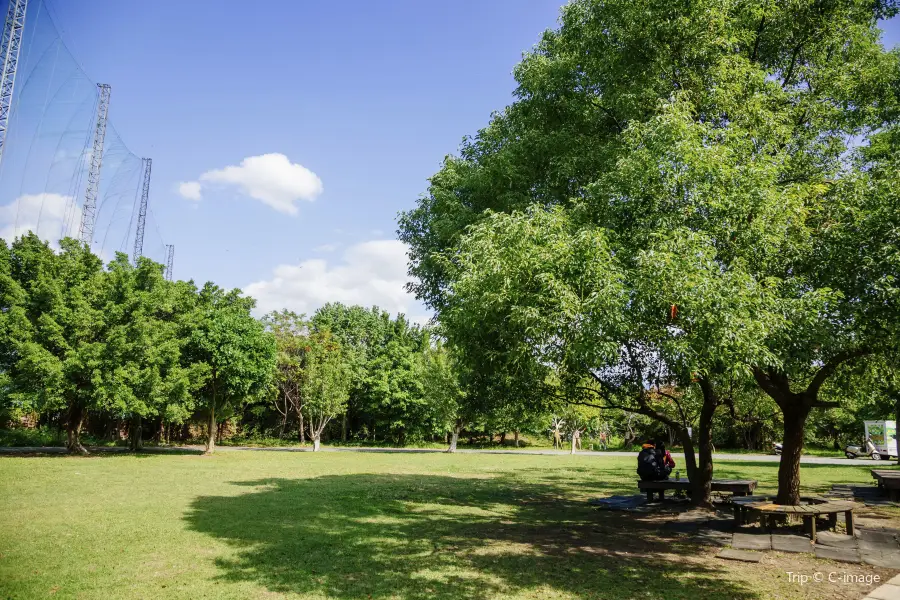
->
0 193 80 247
314 243 339 253
246 239 430 321
186 153 322 215
177 181 202 201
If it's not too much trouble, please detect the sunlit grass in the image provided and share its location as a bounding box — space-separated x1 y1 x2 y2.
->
0 450 894 599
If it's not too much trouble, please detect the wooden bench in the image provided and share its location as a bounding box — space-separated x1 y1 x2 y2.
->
871 469 900 501
735 496 861 542
638 478 757 502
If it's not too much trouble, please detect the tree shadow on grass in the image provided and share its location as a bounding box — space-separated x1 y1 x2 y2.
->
185 473 760 600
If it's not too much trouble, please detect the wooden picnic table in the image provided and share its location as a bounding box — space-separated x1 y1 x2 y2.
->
637 478 757 502
871 469 900 501
733 496 861 542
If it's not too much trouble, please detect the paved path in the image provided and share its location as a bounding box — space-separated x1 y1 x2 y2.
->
0 444 893 465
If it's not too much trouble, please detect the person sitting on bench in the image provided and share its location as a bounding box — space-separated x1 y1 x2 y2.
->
637 440 670 481
656 441 676 471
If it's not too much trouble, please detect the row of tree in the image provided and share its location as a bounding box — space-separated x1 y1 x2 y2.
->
398 0 900 505
0 234 520 454
0 234 275 454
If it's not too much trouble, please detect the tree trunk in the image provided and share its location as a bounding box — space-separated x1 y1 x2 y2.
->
66 403 88 455
499 432 506 445
298 411 305 444
313 434 321 452
341 413 348 442
570 432 577 455
777 404 810 505
205 402 216 454
514 430 519 447
129 413 143 452
677 427 698 483
447 421 460 453
623 418 636 449
693 381 719 507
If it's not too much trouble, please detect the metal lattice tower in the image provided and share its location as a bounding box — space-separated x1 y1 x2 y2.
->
164 244 174 281
0 0 27 169
78 83 111 246
132 157 151 262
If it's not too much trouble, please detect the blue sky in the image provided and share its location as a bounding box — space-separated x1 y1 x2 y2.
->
3 1 900 321
18 0 564 321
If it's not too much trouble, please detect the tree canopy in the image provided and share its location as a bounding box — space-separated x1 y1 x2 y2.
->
400 0 900 503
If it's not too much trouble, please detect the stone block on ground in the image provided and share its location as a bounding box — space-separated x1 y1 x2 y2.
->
771 534 813 554
888 574 900 586
732 532 772 551
695 528 732 547
717 548 762 563
866 583 900 600
589 495 647 511
816 531 858 548
814 545 862 563
859 538 900 553
857 528 899 543
860 552 900 570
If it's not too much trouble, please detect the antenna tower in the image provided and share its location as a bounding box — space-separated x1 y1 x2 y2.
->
0 0 27 169
132 157 151 262
164 244 174 281
78 83 111 246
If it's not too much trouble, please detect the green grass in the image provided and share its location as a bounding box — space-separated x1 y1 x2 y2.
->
0 451 896 600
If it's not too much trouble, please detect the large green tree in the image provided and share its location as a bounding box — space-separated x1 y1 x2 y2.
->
400 0 900 504
1 235 107 453
183 283 276 454
99 255 196 451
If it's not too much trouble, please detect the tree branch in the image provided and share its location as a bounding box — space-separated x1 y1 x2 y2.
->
752 366 790 401
807 348 870 397
782 39 805 88
750 15 766 62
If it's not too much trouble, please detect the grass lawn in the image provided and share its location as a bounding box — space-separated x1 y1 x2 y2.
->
1 451 898 600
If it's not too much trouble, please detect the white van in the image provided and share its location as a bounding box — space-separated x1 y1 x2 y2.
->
864 420 898 459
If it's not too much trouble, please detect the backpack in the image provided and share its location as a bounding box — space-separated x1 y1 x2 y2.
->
637 447 661 479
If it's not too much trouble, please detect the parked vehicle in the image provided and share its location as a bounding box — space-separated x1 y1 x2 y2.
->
844 437 882 460
773 442 782 455
859 420 898 460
